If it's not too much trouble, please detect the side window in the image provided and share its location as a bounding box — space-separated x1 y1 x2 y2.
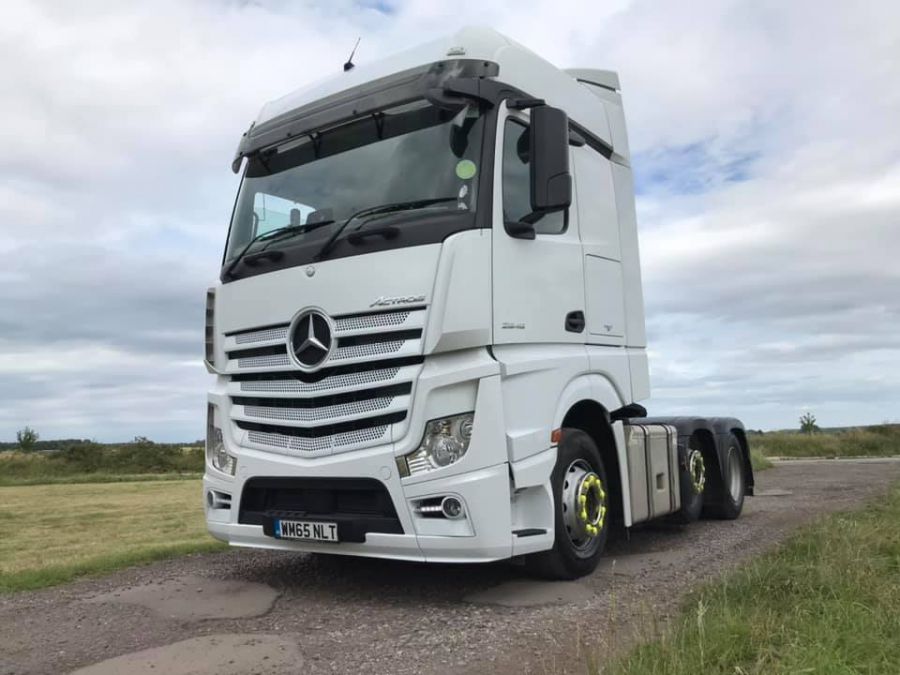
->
501 118 566 235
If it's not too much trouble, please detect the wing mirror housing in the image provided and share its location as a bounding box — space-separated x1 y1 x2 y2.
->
506 103 572 240
530 105 572 214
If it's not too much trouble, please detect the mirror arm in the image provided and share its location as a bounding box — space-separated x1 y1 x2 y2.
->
505 221 536 240
507 97 546 110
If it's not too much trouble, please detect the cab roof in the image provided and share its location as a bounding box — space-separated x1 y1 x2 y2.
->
247 26 627 164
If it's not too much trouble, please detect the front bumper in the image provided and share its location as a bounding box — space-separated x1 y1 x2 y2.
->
204 451 513 563
204 367 517 563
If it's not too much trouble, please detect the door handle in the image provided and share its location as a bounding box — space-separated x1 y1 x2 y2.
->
565 310 585 333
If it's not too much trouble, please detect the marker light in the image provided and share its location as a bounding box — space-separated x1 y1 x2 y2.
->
397 412 474 477
204 288 216 366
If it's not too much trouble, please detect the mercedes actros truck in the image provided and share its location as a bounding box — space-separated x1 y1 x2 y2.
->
203 26 752 579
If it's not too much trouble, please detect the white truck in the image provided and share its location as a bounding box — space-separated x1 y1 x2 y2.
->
203 27 753 579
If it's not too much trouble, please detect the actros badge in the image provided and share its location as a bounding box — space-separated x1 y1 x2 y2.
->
370 294 426 308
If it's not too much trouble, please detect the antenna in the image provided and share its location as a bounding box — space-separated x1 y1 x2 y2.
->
343 37 361 72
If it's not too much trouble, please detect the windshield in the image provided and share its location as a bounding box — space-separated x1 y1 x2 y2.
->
224 100 485 270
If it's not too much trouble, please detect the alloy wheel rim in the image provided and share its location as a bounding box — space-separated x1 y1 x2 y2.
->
561 459 607 557
688 449 706 494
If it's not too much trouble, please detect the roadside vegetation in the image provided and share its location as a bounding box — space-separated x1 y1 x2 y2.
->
748 423 900 459
605 482 900 674
0 437 204 486
0 480 223 592
748 448 772 471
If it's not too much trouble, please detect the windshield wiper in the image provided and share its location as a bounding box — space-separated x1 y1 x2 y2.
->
315 197 458 261
223 220 335 279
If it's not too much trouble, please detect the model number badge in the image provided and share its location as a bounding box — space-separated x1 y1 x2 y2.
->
370 295 426 308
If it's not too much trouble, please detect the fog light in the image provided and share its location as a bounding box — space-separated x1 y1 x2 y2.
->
206 404 236 476
207 489 232 510
441 496 464 519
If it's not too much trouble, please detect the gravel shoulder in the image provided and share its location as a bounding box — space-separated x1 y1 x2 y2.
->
2 459 898 675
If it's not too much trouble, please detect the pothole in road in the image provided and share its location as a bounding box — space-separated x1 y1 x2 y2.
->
84 574 281 620
69 633 301 675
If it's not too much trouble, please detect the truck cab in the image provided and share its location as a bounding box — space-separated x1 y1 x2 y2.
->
203 27 752 579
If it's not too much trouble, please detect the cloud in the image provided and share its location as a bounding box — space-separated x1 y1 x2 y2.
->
2 0 899 440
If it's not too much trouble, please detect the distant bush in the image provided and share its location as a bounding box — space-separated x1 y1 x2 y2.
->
15 427 39 452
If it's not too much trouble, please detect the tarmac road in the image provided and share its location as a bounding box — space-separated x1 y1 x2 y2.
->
2 458 898 675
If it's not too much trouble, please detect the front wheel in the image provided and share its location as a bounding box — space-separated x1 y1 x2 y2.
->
525 428 610 580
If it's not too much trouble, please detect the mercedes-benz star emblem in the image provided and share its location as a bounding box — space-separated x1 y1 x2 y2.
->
288 309 333 371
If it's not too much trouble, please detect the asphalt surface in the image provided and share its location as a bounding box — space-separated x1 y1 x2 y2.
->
1 458 898 675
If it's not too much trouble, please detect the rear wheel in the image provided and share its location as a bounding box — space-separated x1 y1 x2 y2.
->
525 428 610 580
674 436 706 523
706 433 745 519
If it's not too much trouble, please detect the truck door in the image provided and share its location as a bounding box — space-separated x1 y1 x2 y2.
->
491 104 586 346
572 142 626 344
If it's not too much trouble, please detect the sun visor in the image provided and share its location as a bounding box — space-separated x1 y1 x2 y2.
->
231 59 499 173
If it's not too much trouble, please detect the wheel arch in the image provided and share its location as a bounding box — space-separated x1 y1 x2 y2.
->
554 376 630 528
642 416 755 498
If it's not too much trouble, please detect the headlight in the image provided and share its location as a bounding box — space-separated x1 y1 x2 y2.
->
206 404 236 476
397 412 474 477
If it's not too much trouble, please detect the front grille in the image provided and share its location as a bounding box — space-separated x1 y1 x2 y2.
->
238 476 403 542
224 308 425 457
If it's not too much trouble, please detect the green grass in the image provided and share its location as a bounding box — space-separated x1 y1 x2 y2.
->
605 483 900 674
749 424 900 459
0 472 202 487
0 480 224 593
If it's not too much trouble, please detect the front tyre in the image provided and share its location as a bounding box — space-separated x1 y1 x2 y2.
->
525 428 610 580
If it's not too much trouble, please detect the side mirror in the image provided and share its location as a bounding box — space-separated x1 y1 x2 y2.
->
530 105 572 213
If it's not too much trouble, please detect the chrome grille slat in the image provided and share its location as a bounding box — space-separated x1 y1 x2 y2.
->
334 311 410 332
233 395 410 428
243 396 394 423
237 353 291 369
235 326 288 344
331 340 404 361
237 367 403 395
246 426 389 457
225 308 425 351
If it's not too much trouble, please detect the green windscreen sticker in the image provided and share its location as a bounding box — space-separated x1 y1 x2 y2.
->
455 159 477 179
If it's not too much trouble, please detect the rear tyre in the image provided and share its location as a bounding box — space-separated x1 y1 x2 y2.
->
525 428 610 580
706 433 746 520
674 435 706 524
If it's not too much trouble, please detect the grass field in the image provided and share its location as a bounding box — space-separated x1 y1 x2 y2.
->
0 472 202 487
0 480 224 593
606 482 900 674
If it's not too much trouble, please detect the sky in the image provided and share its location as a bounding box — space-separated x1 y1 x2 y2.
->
1 0 898 442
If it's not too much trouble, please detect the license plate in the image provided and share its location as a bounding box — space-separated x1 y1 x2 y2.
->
273 519 338 542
